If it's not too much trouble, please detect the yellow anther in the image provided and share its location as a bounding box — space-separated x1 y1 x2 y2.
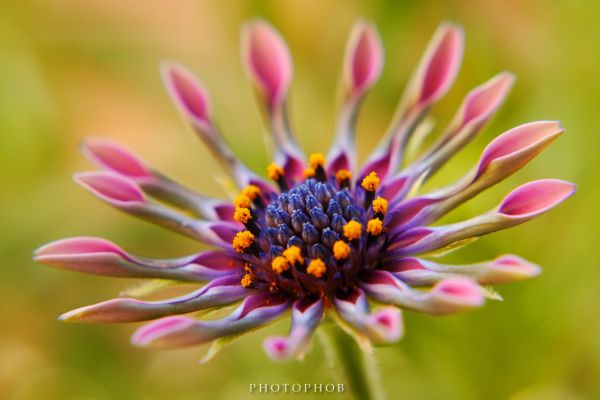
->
303 167 316 178
307 258 327 278
335 169 352 183
241 185 261 201
343 220 363 240
271 256 290 274
267 162 284 180
241 273 254 288
367 218 383 236
232 230 254 253
333 241 351 260
283 246 304 265
361 171 380 192
309 153 325 169
372 196 389 215
233 194 251 208
234 207 252 224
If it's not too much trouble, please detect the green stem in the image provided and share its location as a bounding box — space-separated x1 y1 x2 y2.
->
319 322 385 400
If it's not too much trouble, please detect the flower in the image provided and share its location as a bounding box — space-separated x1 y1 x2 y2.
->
35 19 575 362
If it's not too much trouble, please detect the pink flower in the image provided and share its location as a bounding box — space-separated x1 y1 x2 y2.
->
35 19 574 361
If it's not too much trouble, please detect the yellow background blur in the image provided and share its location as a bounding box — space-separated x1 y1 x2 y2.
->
0 0 598 399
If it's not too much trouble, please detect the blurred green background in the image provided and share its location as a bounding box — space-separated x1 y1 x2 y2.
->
0 0 597 399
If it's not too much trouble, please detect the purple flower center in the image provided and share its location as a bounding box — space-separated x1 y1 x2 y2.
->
235 172 388 300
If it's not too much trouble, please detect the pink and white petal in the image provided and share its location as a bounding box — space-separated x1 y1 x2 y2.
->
387 180 575 257
75 171 146 206
241 20 292 110
359 270 484 315
59 275 250 323
81 138 152 179
35 237 242 281
344 20 383 98
132 293 291 348
334 288 403 344
263 298 323 360
385 255 541 285
414 72 515 176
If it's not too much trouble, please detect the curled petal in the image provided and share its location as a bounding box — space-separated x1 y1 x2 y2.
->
81 138 234 221
75 171 240 246
477 121 563 177
59 275 250 323
415 23 464 106
132 293 291 348
360 24 463 182
241 20 292 110
387 121 565 230
499 179 576 218
161 62 212 131
75 171 145 205
359 270 484 315
386 255 541 285
34 237 242 281
345 20 383 98
327 21 382 174
334 288 403 344
387 179 575 257
81 138 152 179
263 298 323 360
162 62 271 191
415 72 515 176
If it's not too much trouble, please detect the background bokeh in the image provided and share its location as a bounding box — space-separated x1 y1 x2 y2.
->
1 0 598 399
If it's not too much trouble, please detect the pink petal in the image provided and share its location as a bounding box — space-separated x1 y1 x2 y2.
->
75 172 145 204
431 278 484 308
491 255 541 279
419 23 464 105
161 62 212 128
242 20 292 109
82 138 151 179
345 20 383 97
477 121 563 176
498 179 576 218
461 72 514 128
364 307 403 342
34 237 123 257
131 316 196 347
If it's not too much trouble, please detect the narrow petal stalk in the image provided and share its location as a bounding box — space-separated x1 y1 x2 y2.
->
327 21 383 174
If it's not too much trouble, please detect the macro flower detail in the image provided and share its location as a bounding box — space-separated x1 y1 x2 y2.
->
35 19 575 364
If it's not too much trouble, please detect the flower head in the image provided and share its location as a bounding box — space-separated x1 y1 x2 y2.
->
36 19 574 361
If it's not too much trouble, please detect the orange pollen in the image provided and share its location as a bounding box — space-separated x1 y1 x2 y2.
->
335 169 352 183
307 258 327 278
343 220 363 240
271 256 290 274
367 218 383 236
232 230 254 253
309 153 325 169
241 185 261 200
241 273 254 288
333 241 351 260
372 196 389 215
233 207 252 224
267 162 284 180
303 167 316 178
282 246 304 265
233 194 251 208
361 171 380 192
